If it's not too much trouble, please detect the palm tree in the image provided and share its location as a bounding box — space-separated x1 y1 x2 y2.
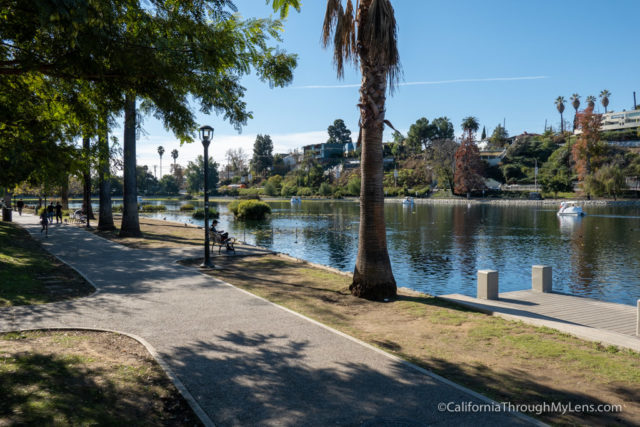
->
555 96 566 133
570 93 580 131
599 89 611 113
171 149 178 168
322 0 400 300
586 95 596 110
158 146 165 178
120 94 141 237
461 116 479 140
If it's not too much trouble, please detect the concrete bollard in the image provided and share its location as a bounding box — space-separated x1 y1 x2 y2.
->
477 270 499 300
637 300 639 337
532 265 552 293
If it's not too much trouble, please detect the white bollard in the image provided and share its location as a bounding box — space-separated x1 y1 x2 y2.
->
477 270 499 300
532 265 552 293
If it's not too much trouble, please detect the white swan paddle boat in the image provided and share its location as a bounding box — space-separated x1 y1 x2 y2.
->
557 201 585 216
290 196 301 204
402 197 414 206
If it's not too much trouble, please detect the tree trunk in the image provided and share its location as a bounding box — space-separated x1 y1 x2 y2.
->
61 176 69 210
119 94 141 237
560 112 564 133
82 136 95 225
350 60 396 300
98 119 115 231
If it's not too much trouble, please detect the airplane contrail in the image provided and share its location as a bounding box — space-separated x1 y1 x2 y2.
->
295 75 549 89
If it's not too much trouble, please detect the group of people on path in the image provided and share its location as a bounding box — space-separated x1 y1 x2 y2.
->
39 202 63 235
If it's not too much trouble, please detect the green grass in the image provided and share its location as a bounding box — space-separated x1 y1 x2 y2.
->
0 222 93 306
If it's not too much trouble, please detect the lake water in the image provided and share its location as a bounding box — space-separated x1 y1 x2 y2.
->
75 199 640 306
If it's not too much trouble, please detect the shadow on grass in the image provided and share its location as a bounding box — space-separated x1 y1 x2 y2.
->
0 351 179 425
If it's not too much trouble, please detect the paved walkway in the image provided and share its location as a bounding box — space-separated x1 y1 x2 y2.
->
440 291 640 352
1 215 536 426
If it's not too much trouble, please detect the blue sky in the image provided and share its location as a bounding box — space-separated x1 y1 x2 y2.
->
135 0 639 174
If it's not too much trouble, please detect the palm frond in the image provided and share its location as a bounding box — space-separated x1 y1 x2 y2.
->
359 0 401 89
322 0 341 47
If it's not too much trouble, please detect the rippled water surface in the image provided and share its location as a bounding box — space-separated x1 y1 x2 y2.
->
78 199 640 305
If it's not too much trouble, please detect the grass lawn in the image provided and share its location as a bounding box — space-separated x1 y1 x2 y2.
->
0 330 200 426
0 222 94 306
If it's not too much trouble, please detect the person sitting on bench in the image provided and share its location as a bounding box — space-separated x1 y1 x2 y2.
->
210 220 233 250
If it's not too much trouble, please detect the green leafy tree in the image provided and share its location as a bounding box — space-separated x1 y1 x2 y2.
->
159 175 180 195
327 119 353 144
481 126 486 140
185 155 219 194
584 164 626 200
251 134 274 176
406 117 434 153
431 117 455 140
427 139 458 191
488 124 509 149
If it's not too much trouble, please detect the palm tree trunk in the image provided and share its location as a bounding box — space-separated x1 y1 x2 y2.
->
98 118 115 231
560 112 564 133
350 62 396 300
119 94 142 237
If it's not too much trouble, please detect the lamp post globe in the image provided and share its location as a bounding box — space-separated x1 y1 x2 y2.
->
199 125 214 268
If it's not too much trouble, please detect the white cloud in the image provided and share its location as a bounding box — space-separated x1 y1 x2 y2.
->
134 130 328 175
294 75 549 89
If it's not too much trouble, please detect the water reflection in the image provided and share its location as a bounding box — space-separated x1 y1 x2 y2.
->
73 199 640 305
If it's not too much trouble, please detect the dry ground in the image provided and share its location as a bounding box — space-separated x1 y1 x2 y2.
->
0 330 200 426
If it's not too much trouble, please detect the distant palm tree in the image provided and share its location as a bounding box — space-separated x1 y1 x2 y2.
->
570 93 581 131
461 116 480 139
158 146 165 178
322 0 400 300
599 89 611 113
586 95 596 110
555 96 566 133
171 149 178 168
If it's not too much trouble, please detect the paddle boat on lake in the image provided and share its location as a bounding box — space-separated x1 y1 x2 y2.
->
557 201 585 216
402 196 414 206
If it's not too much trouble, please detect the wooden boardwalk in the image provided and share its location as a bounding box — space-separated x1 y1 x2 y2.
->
439 290 640 352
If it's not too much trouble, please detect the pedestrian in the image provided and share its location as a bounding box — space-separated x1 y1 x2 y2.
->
47 202 55 224
16 199 24 216
40 209 48 236
55 201 63 224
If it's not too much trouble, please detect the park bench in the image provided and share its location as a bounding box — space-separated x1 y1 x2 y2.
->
71 210 87 224
210 230 236 254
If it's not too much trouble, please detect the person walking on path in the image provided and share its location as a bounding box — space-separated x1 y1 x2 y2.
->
55 202 63 224
47 202 55 224
16 199 24 216
39 209 48 236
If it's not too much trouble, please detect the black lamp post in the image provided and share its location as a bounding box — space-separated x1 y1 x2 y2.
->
199 125 214 268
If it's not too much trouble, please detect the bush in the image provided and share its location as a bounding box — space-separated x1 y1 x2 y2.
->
181 194 194 200
280 184 298 197
239 188 263 198
263 182 278 196
112 205 123 212
141 204 166 212
347 177 361 196
192 208 219 219
179 203 195 211
318 182 333 196
228 200 271 220
333 189 344 199
297 187 313 197
218 187 239 197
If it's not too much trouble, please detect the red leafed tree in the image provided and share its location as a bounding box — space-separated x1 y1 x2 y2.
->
571 108 603 184
454 135 484 198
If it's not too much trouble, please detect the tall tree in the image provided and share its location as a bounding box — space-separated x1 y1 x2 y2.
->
406 117 434 152
461 116 480 140
488 124 509 148
97 111 116 231
251 134 274 176
454 136 484 198
555 96 566 133
185 155 219 193
572 110 603 187
158 146 165 178
570 93 581 131
599 90 611 113
171 149 179 167
322 0 400 300
481 126 486 140
120 95 140 236
327 119 353 144
431 117 454 140
586 95 596 110
428 139 458 191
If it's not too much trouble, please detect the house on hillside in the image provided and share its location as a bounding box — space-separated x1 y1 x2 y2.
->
303 142 354 161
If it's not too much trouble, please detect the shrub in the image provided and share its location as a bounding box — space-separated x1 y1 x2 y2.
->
228 200 271 220
318 182 333 196
297 187 313 197
179 203 195 211
218 187 239 197
192 208 219 219
239 188 263 198
281 184 298 197
112 205 123 212
347 177 361 196
141 204 166 212
181 194 194 200
263 182 278 196
333 189 344 199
